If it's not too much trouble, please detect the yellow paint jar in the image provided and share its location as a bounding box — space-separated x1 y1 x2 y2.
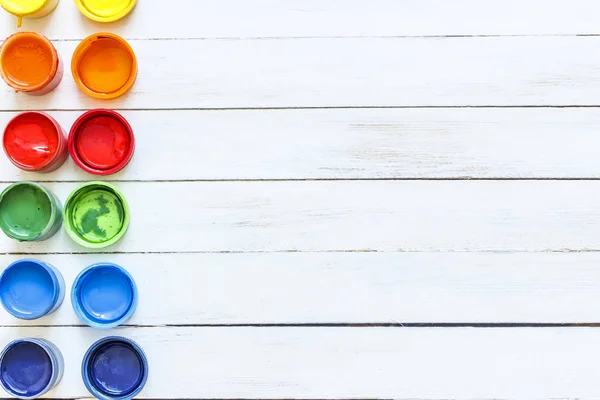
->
0 0 59 27
74 0 136 23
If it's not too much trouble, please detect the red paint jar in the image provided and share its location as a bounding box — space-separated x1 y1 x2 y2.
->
2 111 68 172
68 109 135 175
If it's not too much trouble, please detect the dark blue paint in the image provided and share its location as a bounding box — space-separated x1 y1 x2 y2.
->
82 337 148 400
72 263 137 328
0 259 60 319
0 342 52 397
90 342 143 395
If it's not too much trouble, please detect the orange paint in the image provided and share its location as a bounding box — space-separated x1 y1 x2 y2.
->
72 33 137 100
0 32 62 95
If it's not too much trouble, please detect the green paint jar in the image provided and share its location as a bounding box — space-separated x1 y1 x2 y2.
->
63 182 130 249
0 182 62 242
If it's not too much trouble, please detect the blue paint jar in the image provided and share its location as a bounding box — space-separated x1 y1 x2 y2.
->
0 338 64 399
71 263 137 329
82 336 148 400
0 259 65 320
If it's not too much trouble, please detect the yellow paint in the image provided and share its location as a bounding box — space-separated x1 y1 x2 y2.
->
0 0 58 26
74 0 136 22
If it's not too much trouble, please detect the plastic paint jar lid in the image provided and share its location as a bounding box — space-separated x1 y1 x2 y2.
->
82 336 148 400
0 338 64 399
74 0 136 22
0 182 63 242
3 112 68 172
71 33 137 100
69 109 135 175
71 263 137 328
0 259 65 320
63 182 129 248
0 0 59 27
0 32 62 94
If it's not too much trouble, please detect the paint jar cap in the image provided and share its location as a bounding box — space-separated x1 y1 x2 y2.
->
0 0 50 17
71 33 137 100
74 0 136 22
82 336 148 400
69 109 135 175
72 263 137 329
0 259 63 320
3 112 65 171
0 32 60 92
63 182 130 248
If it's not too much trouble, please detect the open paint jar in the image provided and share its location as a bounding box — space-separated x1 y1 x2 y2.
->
69 109 135 175
72 262 137 328
0 182 62 242
71 33 137 99
82 336 147 400
0 259 65 320
0 32 63 95
0 0 59 27
74 0 136 22
3 112 68 172
0 338 64 399
63 182 129 248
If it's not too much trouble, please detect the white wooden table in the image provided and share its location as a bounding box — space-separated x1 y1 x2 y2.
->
2 0 600 398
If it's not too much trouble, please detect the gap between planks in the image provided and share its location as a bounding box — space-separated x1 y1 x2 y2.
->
33 34 600 41
4 105 600 112
4 323 600 328
3 178 600 184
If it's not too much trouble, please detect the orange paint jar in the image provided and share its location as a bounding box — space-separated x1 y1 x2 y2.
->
71 33 137 100
0 32 63 95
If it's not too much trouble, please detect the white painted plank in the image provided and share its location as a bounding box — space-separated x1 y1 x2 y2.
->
2 0 600 40
1 181 600 253
3 37 600 110
3 108 600 181
0 326 599 399
1 253 600 325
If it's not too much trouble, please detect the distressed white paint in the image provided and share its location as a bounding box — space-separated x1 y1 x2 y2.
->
3 36 600 110
2 181 600 253
3 0 600 40
0 327 599 399
1 253 600 325
3 108 600 181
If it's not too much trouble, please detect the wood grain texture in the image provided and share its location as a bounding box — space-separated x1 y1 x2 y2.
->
2 1 599 398
1 253 600 325
1 181 600 253
2 0 600 40
1 326 599 399
3 108 600 181
3 36 600 110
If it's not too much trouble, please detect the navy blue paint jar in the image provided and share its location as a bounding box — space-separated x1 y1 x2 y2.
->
71 263 137 329
0 259 65 320
0 338 64 399
82 336 148 400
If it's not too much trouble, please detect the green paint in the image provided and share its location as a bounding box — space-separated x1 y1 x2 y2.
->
64 182 129 248
0 182 61 241
70 190 124 243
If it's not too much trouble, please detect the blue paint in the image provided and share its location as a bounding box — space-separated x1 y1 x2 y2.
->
0 259 65 320
82 337 148 400
0 339 64 399
71 263 137 329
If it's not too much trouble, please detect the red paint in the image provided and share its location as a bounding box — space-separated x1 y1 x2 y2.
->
69 109 134 175
2 112 68 172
